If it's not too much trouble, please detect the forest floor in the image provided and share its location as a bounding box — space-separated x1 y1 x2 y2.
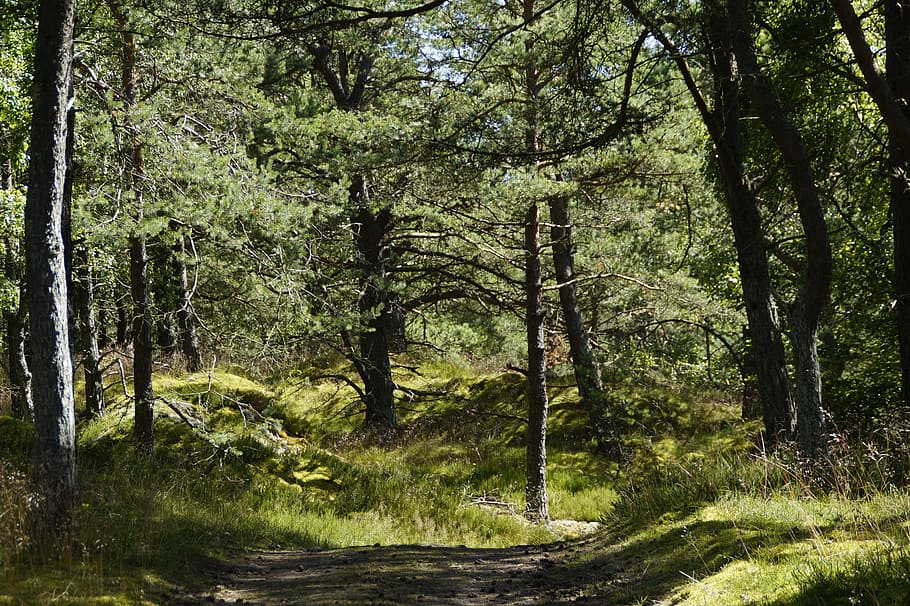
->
184 535 606 605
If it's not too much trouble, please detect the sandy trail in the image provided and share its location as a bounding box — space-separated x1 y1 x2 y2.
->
191 540 602 605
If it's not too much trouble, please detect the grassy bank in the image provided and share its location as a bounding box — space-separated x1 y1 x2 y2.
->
0 363 609 603
0 362 908 604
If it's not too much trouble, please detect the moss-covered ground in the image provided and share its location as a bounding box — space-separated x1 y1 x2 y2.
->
0 361 908 604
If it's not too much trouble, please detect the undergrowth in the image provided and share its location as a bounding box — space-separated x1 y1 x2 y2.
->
2 361 909 604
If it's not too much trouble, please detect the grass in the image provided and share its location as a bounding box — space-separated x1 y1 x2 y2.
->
0 361 610 603
2 360 910 604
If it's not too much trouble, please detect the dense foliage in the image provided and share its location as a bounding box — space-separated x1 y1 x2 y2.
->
4 0 910 601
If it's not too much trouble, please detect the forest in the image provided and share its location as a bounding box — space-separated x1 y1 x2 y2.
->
3 0 910 603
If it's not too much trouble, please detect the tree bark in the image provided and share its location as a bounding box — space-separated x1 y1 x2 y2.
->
73 245 104 417
25 0 77 545
525 203 549 522
549 196 623 458
174 235 202 372
886 0 910 408
703 2 796 446
352 176 396 429
729 0 831 456
108 0 155 453
4 243 32 419
131 232 154 452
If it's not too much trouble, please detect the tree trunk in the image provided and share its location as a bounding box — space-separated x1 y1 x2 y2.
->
4 244 32 419
352 176 396 429
174 235 202 372
155 310 178 355
830 0 910 410
109 0 154 453
704 4 796 446
730 0 832 456
549 196 623 458
886 0 910 408
25 0 77 545
131 233 154 453
521 0 548 521
623 0 795 447
74 245 104 417
525 204 549 522
790 304 827 454
116 298 129 346
308 45 395 428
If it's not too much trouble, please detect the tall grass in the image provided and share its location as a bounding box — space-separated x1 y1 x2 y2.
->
0 365 621 602
603 431 910 605
7 363 909 604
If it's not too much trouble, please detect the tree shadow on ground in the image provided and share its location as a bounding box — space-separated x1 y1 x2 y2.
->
181 517 825 605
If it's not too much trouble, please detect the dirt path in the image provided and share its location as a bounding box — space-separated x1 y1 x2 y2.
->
187 540 605 605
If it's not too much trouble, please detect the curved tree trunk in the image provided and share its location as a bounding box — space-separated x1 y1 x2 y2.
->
549 196 623 459
25 0 77 545
704 4 796 446
622 0 795 448
831 0 910 410
730 0 832 456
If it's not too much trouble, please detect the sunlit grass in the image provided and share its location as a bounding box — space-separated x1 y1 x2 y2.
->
5 362 910 604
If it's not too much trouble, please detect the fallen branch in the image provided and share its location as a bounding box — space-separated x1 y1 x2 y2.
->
159 396 205 431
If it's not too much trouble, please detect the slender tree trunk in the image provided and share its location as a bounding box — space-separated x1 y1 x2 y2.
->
174 235 202 372
25 0 77 545
549 196 623 458
109 0 154 453
705 4 796 446
622 0 795 447
886 0 910 408
74 245 104 417
5 298 32 420
521 0 549 521
116 298 129 346
131 232 154 452
352 176 396 429
525 203 549 522
730 0 832 456
4 244 32 419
